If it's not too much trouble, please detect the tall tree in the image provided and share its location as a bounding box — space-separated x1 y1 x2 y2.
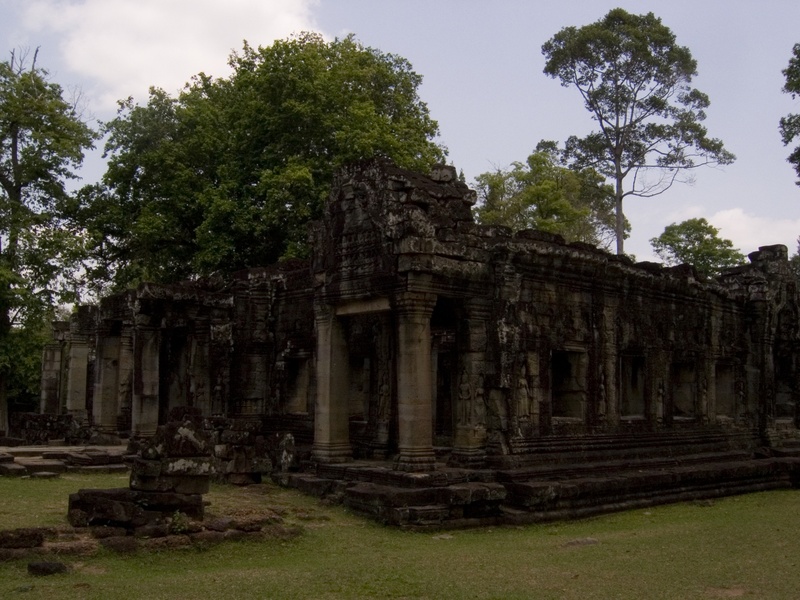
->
780 43 800 184
0 49 96 428
542 8 735 255
650 218 745 277
473 145 619 248
74 33 446 290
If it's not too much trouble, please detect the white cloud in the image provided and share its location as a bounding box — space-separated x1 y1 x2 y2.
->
21 0 320 111
711 208 800 256
627 205 800 263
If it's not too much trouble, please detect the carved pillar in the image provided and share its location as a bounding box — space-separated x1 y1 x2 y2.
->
93 330 121 433
209 320 232 416
190 325 212 416
40 341 63 414
65 339 91 424
395 292 437 472
701 357 714 424
602 305 619 427
313 305 352 463
450 299 489 467
117 326 134 434
132 326 160 437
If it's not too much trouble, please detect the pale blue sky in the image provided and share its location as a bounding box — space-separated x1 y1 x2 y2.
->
2 0 799 260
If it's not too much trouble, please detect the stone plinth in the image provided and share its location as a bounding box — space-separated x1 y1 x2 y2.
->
68 419 215 530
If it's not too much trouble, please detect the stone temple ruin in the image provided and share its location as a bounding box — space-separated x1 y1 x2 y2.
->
33 158 800 527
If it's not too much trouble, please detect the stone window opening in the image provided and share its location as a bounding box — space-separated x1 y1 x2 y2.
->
284 354 312 414
714 363 735 420
672 363 697 420
551 350 587 421
620 355 646 418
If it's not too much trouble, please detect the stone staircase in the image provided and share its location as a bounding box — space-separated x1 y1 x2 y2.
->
276 430 800 530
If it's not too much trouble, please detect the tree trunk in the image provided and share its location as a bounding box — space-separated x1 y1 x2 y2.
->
0 233 8 434
614 172 625 255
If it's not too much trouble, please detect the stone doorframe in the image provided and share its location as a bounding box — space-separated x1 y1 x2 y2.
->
312 292 438 472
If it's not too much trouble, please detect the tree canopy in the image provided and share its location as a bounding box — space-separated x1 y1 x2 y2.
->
780 43 800 185
650 218 745 277
0 48 96 425
473 144 619 248
72 33 446 291
542 8 735 255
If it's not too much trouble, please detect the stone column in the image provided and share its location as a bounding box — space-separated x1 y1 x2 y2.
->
312 305 352 463
93 332 121 433
602 305 619 427
117 327 134 434
132 326 160 437
65 340 91 424
40 342 63 414
450 299 489 467
395 292 437 472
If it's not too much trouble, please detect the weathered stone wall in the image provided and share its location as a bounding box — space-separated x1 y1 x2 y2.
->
39 159 800 474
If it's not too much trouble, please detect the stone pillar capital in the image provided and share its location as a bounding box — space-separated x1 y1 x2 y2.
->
394 291 437 316
314 302 336 323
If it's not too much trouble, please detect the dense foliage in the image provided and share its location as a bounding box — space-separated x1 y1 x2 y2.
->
542 8 735 255
0 49 96 424
72 33 446 291
473 144 619 248
780 43 800 185
650 218 745 277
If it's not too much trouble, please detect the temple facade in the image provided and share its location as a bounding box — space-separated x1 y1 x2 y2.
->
39 159 800 472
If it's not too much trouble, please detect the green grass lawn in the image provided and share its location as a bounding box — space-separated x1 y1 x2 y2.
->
1 473 799 599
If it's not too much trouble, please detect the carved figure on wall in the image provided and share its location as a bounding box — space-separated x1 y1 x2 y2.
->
377 367 390 422
458 368 473 425
597 370 607 419
372 318 391 423
516 364 531 419
474 372 486 425
700 376 709 421
736 379 745 418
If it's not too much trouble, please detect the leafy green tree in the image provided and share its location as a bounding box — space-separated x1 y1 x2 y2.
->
780 43 800 184
0 49 96 428
542 8 735 255
473 145 619 248
650 218 745 277
73 33 446 290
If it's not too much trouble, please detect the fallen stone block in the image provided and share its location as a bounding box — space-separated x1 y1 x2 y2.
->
0 528 46 549
0 462 27 476
140 534 192 551
90 525 127 539
129 473 210 495
100 536 138 553
68 487 205 528
31 471 61 479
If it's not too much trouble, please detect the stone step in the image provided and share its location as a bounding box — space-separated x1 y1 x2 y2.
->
495 450 754 483
0 462 28 476
67 464 129 474
15 458 68 474
491 438 759 469
504 458 798 515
